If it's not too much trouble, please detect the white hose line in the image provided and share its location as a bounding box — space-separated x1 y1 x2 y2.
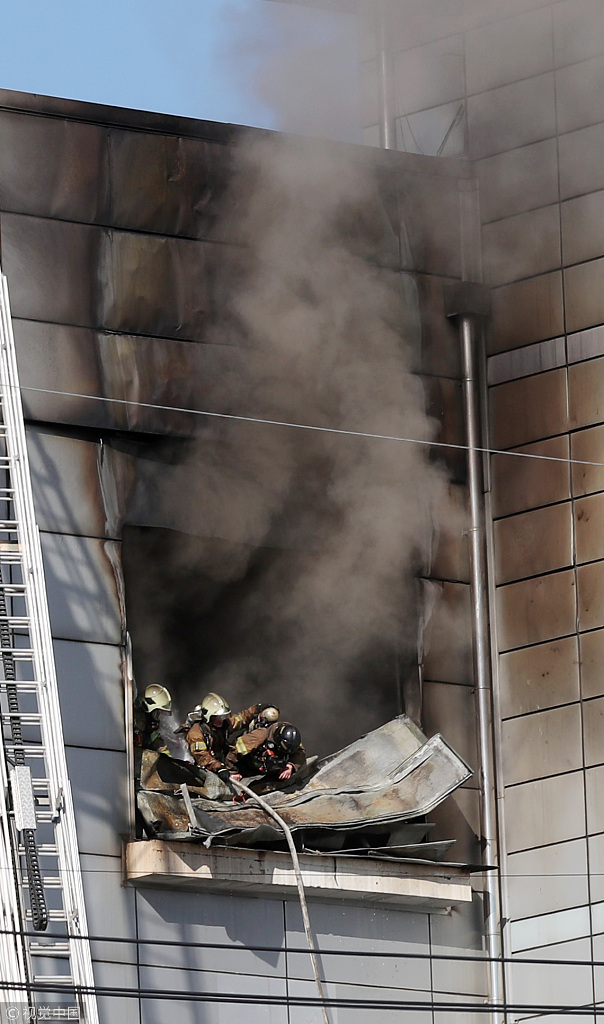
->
231 779 330 1024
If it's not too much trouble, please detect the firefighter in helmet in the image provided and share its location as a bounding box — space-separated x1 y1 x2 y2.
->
183 692 263 785
133 684 172 785
227 721 306 781
134 684 172 754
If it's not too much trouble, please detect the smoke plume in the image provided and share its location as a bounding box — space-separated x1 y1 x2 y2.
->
122 132 456 756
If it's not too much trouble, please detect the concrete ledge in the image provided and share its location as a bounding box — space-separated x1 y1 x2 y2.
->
125 840 473 910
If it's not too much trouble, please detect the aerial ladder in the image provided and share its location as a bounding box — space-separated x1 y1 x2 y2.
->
0 272 99 1022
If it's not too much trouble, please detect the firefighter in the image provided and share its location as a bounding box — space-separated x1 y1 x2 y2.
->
133 683 173 791
183 692 263 785
133 684 172 755
227 721 306 781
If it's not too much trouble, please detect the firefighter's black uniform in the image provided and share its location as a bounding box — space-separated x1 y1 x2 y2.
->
227 723 306 778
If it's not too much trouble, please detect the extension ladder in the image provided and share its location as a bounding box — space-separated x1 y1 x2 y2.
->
0 273 99 1022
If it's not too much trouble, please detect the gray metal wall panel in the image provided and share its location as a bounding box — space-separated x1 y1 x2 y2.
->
0 110 109 222
80 853 137 964
570 355 604 428
499 636 580 719
496 570 576 651
579 630 604 699
93 961 140 1024
506 839 589 921
557 55 604 136
586 766 604 834
467 73 556 161
488 336 566 385
54 639 124 751
560 122 604 201
565 258 604 334
2 213 211 341
593 928 604 1004
429 897 488 998
430 483 470 583
493 502 573 584
483 205 561 287
504 773 587 853
501 704 583 786
414 274 462 380
2 213 104 325
422 581 472 684
476 139 558 224
562 189 604 266
108 128 214 238
392 35 464 115
510 905 590 952
582 696 604 767
16 319 205 434
488 272 564 354
398 176 462 277
553 0 604 65
100 229 209 339
508 937 594 1008
427 786 481 865
491 436 570 519
588 832 604 903
465 6 552 96
284 901 430 990
138 965 288 1024
571 425 604 497
15 319 108 429
422 681 478 769
66 746 128 857
490 368 568 449
27 429 110 539
135 888 286 978
577 561 604 632
41 531 123 644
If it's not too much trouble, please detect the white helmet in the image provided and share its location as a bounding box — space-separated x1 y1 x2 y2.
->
143 684 172 713
199 692 231 722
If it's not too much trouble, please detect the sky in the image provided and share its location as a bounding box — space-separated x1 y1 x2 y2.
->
0 0 360 141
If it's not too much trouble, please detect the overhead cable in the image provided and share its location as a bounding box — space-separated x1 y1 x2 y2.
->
15 383 604 471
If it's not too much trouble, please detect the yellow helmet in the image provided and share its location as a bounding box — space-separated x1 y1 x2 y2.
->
200 692 231 722
143 684 172 713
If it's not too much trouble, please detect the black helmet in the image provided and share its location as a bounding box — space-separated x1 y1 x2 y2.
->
274 723 301 754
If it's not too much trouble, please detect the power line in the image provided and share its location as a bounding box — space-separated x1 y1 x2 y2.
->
0 927 602 971
16 383 604 471
0 977 602 1016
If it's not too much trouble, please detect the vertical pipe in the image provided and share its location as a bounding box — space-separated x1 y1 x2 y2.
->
377 0 396 150
459 312 504 1024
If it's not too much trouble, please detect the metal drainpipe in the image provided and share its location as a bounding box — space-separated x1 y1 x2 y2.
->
445 283 504 1024
377 0 396 150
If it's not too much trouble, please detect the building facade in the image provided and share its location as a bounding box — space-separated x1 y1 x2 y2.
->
2 0 604 1020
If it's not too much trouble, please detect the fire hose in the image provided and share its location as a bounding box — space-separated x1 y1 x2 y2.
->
230 778 331 1024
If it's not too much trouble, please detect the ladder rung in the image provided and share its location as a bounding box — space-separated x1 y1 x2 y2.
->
3 711 41 722
30 942 70 956
0 614 31 624
6 746 46 757
2 710 41 721
0 681 40 692
23 876 63 889
18 844 58 856
33 975 74 985
0 647 35 656
25 909 66 921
